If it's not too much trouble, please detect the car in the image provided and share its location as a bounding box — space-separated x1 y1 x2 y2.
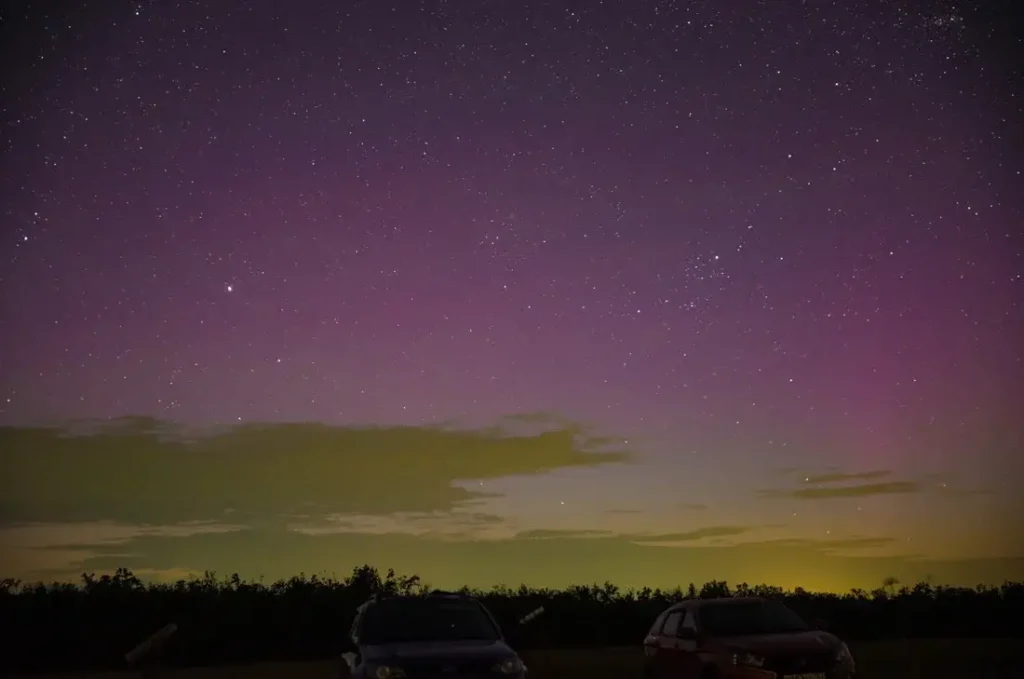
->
340 590 528 678
641 596 856 678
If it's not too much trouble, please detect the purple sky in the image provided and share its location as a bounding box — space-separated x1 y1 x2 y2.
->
1 0 1021 590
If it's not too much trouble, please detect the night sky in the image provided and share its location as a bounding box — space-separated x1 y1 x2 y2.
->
2 0 1022 592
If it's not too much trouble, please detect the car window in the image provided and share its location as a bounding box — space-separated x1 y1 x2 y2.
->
661 610 682 636
359 598 501 644
698 600 809 636
647 610 671 636
680 609 697 633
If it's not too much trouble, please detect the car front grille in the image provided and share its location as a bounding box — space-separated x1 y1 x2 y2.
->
763 651 834 675
400 659 497 676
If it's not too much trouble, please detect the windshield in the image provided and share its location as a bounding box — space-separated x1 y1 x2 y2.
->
359 598 501 644
699 600 809 636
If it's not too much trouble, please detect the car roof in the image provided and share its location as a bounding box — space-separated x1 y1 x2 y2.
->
358 591 477 609
665 596 767 612
697 596 767 607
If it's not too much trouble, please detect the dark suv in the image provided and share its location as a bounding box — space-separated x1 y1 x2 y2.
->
642 597 856 678
340 591 527 679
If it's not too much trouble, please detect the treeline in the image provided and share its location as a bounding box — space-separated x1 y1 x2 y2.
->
2 566 1023 672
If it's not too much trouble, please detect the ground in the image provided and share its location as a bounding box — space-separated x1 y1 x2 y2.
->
26 639 1024 678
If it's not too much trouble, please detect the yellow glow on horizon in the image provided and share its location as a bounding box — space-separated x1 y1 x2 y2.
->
1 417 1021 592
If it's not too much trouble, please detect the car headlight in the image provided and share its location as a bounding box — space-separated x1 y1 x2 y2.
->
370 665 406 679
493 656 526 674
731 650 765 667
836 641 855 669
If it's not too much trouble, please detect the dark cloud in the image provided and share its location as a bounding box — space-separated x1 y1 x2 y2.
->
759 470 922 500
0 418 630 526
917 473 993 498
762 469 996 501
801 470 892 484
745 537 897 551
628 526 752 543
784 481 921 499
933 486 992 498
512 526 750 543
290 510 510 541
516 529 614 540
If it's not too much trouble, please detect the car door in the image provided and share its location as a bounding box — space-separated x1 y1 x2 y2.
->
653 610 686 678
674 608 703 678
642 610 668 678
342 606 364 677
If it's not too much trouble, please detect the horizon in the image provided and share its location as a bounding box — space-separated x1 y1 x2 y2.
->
8 561 1023 595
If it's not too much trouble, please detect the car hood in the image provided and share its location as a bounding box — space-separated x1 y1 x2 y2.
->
362 639 515 663
717 630 841 654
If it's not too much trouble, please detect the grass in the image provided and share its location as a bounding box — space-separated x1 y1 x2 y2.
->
25 639 1024 679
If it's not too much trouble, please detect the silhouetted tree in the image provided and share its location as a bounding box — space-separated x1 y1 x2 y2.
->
699 580 731 599
0 568 1021 672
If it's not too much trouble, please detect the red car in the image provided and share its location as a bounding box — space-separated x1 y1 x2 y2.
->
642 597 856 678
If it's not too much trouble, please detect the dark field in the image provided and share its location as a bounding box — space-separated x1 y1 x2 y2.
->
28 640 1024 679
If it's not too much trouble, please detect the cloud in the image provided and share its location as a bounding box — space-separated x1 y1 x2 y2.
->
741 536 897 553
933 485 991 498
0 417 631 526
783 481 921 499
800 470 892 484
762 469 992 501
627 525 752 546
292 510 510 540
289 520 750 546
515 529 614 540
2 521 246 549
510 525 754 545
759 469 921 500
494 413 632 453
0 520 248 580
917 473 992 498
513 526 751 544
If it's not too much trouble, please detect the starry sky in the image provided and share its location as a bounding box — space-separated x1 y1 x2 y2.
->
1 0 1022 593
